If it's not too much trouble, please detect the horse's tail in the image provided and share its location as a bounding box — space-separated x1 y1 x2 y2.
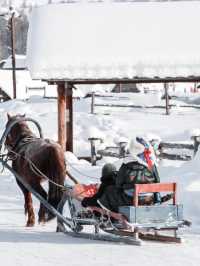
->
47 145 66 211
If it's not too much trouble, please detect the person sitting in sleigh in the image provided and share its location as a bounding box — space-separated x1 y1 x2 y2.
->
74 136 162 213
81 163 117 208
71 163 117 206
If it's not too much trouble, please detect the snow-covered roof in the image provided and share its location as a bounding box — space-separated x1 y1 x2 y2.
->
27 2 200 81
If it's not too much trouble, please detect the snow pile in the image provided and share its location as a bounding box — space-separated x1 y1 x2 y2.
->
27 2 200 80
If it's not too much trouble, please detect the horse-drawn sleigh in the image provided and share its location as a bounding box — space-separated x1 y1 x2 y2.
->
0 114 190 245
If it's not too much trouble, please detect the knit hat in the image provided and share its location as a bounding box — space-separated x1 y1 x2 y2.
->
128 136 156 169
128 137 145 157
101 163 117 178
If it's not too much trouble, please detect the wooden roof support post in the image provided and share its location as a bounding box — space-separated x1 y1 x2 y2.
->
119 83 122 93
57 82 66 150
65 82 73 152
10 12 17 99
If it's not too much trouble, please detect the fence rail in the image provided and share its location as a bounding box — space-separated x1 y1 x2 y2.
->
87 137 200 165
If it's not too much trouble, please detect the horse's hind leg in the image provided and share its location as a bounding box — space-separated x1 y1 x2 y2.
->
46 182 63 221
36 185 48 224
16 179 35 227
25 192 35 227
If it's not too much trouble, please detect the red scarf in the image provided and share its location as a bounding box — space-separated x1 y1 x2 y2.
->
144 148 153 170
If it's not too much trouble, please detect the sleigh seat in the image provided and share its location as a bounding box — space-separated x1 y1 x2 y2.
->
119 183 184 229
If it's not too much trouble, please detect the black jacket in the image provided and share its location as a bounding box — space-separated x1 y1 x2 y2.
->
116 161 160 190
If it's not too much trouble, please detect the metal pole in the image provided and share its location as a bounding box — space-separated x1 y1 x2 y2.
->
10 12 17 99
164 83 170 115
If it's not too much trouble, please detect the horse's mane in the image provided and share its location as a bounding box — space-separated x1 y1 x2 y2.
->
16 121 36 138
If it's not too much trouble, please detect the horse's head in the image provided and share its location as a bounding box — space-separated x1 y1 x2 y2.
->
5 113 33 150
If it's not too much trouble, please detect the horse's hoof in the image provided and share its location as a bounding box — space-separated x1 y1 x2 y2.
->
26 219 35 227
45 212 56 222
38 216 46 224
38 219 46 226
26 221 35 227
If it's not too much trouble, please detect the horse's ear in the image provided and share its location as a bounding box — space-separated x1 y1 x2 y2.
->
7 113 12 120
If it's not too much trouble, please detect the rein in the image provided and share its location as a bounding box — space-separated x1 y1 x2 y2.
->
5 143 67 190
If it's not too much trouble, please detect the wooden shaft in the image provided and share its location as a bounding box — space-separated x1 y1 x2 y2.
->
66 170 79 184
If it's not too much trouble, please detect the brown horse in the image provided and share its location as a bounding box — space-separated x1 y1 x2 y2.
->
5 113 66 227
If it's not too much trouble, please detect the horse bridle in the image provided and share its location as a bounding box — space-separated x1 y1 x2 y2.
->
0 117 43 155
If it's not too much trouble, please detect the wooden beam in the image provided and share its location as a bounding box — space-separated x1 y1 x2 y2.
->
57 82 66 150
45 76 200 85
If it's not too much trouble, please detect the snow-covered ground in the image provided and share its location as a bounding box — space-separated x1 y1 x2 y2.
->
1 91 200 265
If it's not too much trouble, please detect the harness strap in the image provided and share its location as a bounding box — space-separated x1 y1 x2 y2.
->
10 135 36 153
